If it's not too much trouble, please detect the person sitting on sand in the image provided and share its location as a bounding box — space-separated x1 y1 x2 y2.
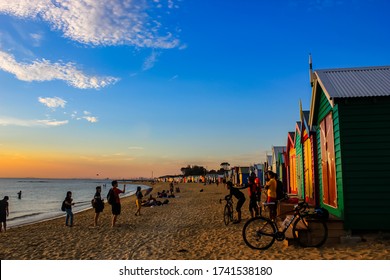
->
0 196 9 232
225 180 246 224
142 195 158 207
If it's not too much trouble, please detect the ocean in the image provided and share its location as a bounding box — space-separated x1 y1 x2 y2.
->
0 178 148 228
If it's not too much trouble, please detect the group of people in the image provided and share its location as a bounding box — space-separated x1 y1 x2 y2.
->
224 170 281 223
62 180 157 228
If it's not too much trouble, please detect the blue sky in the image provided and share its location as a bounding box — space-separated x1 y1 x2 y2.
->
1 0 389 178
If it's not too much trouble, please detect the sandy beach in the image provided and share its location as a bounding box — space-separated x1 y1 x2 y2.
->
0 182 389 260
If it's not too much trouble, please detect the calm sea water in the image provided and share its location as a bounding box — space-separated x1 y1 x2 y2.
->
0 178 148 228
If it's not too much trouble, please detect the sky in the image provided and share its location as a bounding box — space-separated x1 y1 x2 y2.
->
0 0 389 179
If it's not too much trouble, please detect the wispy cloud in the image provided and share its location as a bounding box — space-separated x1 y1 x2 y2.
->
0 0 180 48
38 96 66 109
0 117 68 127
169 74 178 81
30 32 43 47
0 50 118 89
71 111 99 123
142 51 160 71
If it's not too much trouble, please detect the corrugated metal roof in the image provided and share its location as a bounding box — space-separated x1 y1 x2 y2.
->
315 66 390 98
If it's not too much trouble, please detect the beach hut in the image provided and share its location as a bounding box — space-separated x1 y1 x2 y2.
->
300 107 319 206
252 163 264 185
271 146 286 178
309 65 390 230
294 122 305 199
285 132 297 194
238 167 250 186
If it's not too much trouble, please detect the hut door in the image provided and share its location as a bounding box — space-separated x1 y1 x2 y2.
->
304 140 314 204
289 149 297 194
320 113 337 208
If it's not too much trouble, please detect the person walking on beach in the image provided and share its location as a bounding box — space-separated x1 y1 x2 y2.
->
135 186 143 216
110 180 126 227
17 190 22 199
0 196 9 232
225 180 246 224
64 191 75 227
92 186 104 227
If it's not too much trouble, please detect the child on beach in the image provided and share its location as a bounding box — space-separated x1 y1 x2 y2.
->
0 196 9 232
135 186 143 216
92 186 104 227
64 191 75 227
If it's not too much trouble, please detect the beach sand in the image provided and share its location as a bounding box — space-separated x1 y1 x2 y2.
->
0 182 389 260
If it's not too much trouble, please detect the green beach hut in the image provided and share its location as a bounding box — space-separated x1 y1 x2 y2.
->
294 121 305 199
309 65 390 230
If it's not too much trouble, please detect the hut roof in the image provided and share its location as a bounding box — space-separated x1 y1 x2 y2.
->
315 66 390 99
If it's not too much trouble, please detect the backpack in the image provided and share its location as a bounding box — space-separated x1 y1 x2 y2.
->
61 200 66 211
276 180 285 200
107 188 116 205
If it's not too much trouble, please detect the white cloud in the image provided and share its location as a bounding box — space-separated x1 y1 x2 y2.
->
142 51 160 71
83 116 98 123
0 50 118 89
38 96 66 109
0 117 68 127
0 0 180 48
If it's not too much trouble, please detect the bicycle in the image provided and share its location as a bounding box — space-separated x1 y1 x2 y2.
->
220 195 234 226
242 201 328 250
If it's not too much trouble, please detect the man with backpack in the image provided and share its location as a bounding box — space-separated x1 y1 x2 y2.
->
108 180 126 227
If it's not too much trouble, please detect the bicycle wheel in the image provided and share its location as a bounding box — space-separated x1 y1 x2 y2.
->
242 217 276 250
224 205 231 225
292 217 328 247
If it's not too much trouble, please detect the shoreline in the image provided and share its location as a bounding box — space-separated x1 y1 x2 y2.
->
1 182 389 260
6 183 152 230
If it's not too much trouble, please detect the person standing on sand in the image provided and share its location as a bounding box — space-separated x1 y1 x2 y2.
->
135 186 143 216
225 180 246 224
64 191 75 227
264 171 277 220
248 175 261 218
110 180 126 227
0 196 9 232
92 186 104 227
